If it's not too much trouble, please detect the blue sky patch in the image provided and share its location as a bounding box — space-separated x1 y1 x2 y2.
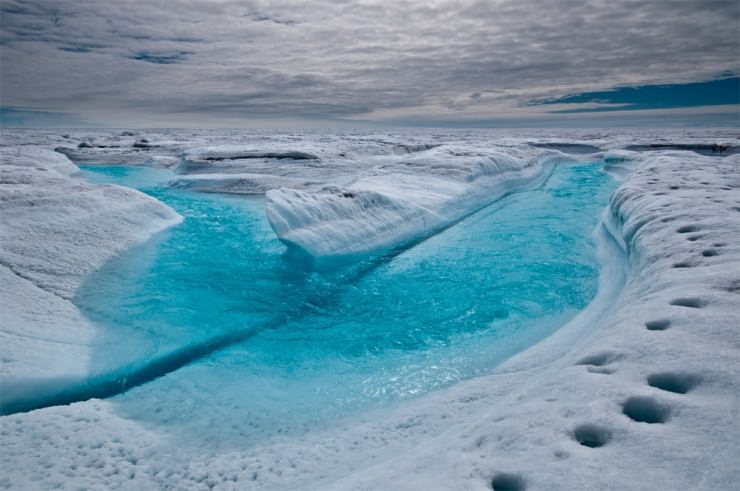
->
534 76 740 112
0 107 91 127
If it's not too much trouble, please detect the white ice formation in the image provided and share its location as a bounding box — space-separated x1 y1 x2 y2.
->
0 129 738 490
265 144 569 267
0 147 181 390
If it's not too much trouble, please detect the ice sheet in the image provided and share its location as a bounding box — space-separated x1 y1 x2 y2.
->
265 144 569 267
0 147 181 388
1 130 738 490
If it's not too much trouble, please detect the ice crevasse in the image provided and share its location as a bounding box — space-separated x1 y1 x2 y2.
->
265 144 572 268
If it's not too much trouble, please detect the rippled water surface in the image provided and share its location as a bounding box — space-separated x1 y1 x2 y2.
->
77 162 614 446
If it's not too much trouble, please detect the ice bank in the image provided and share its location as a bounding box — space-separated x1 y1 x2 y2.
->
0 147 181 406
1 132 738 491
320 150 740 491
265 144 570 268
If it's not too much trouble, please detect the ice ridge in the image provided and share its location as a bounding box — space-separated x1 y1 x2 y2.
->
265 144 569 268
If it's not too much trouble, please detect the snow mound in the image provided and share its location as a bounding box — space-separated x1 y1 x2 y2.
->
174 143 355 192
183 145 319 162
0 146 79 176
0 147 182 388
265 144 567 268
623 143 739 156
178 145 322 176
169 172 321 194
0 147 182 299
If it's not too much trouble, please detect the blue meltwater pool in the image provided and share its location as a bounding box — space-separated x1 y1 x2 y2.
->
77 162 615 447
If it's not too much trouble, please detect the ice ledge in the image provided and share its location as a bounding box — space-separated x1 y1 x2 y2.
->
0 147 182 386
265 144 570 269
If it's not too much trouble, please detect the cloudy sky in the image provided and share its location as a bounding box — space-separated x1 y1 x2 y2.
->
1 0 738 127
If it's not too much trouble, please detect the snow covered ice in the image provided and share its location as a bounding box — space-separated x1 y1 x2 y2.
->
0 146 181 393
1 128 739 490
265 144 571 268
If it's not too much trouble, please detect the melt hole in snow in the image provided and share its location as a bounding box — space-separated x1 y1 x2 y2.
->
645 319 671 331
491 473 526 491
647 373 701 394
669 297 707 309
573 424 612 448
701 249 718 257
622 396 671 424
676 225 700 233
553 450 569 460
576 351 622 367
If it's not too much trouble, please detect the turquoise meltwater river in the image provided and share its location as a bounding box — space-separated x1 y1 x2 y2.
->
76 162 615 448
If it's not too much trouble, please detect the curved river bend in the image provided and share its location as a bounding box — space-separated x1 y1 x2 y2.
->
74 161 615 447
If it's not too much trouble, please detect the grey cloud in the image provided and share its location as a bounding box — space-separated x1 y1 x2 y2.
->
130 50 193 64
1 0 737 126
244 12 297 26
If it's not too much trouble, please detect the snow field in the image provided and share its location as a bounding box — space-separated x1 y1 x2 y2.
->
1 131 738 490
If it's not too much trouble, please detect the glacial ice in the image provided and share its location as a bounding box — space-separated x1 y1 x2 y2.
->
183 145 320 161
0 146 181 390
265 144 570 267
0 147 181 299
1 128 739 490
169 172 321 194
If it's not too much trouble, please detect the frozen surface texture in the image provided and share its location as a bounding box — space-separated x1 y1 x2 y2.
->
1 129 739 490
265 144 567 266
319 150 740 491
0 147 181 385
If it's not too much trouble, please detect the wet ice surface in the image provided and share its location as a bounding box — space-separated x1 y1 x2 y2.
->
75 161 613 447
1 129 739 490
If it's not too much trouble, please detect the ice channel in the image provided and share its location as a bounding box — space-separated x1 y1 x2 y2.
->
66 161 615 446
